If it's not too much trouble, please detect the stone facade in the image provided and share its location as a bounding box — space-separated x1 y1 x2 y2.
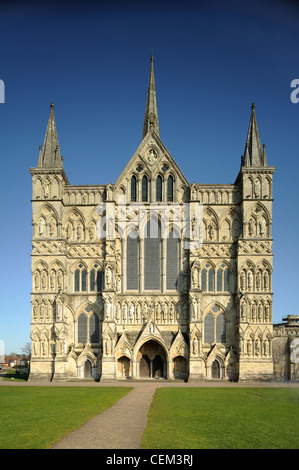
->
29 57 298 382
273 315 299 381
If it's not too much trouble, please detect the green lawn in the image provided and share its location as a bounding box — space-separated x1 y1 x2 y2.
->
0 386 131 449
141 387 299 449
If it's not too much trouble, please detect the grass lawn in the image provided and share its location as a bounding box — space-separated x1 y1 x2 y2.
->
141 387 299 449
0 386 131 449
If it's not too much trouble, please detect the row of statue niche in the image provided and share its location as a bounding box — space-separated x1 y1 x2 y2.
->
240 301 271 323
239 336 271 358
248 218 267 237
34 270 64 291
65 223 97 242
31 334 66 357
38 218 57 237
32 299 66 323
105 300 191 324
240 270 270 292
190 188 234 204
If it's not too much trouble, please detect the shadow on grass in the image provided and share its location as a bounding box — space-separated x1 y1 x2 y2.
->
3 369 29 381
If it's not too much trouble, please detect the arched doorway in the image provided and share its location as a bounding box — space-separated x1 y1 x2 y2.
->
211 359 220 379
140 355 151 378
84 359 92 378
117 356 131 378
137 340 167 379
173 356 188 380
153 355 164 378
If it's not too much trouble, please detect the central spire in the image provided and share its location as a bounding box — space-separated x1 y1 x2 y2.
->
142 54 160 140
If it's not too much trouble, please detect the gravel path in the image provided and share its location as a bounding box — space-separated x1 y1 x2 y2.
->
52 382 158 449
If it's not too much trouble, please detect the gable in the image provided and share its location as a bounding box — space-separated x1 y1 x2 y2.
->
114 131 189 202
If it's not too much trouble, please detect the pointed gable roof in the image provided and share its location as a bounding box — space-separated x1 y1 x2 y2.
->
37 102 63 169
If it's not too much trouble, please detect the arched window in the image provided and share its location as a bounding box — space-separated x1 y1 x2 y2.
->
144 218 161 290
166 229 179 290
142 175 148 202
216 313 226 343
208 269 214 292
201 264 215 292
89 313 100 343
156 175 162 202
127 230 138 290
224 268 229 291
131 175 137 202
201 269 207 291
74 265 87 292
204 308 226 344
217 265 230 292
78 313 87 343
75 269 80 292
90 265 104 292
217 269 223 291
82 269 87 291
167 175 174 202
204 313 214 343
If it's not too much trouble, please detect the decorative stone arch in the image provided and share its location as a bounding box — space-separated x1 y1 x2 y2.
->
77 347 97 379
245 202 271 238
35 204 59 238
203 206 219 242
207 349 226 380
133 334 169 379
63 207 85 241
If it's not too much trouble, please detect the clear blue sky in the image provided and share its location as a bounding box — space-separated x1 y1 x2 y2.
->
0 0 298 354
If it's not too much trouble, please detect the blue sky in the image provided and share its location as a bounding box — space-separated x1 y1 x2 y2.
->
0 0 298 354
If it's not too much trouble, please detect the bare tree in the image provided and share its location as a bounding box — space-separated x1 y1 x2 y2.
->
21 342 31 360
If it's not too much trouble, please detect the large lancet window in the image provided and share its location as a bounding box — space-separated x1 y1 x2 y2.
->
144 218 161 290
78 313 88 343
89 313 100 343
142 175 148 202
127 230 138 290
156 175 162 202
166 229 179 290
131 175 137 202
167 175 174 202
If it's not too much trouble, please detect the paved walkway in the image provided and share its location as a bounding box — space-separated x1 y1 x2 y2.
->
52 382 158 449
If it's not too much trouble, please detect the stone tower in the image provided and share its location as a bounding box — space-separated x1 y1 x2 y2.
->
30 103 70 380
235 104 275 380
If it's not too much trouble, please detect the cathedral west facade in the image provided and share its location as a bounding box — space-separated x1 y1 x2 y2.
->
29 57 298 382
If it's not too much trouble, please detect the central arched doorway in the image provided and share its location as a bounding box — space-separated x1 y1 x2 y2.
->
137 340 167 379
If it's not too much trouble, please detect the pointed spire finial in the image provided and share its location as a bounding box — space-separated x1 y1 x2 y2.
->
142 54 160 140
242 103 267 167
37 102 63 168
